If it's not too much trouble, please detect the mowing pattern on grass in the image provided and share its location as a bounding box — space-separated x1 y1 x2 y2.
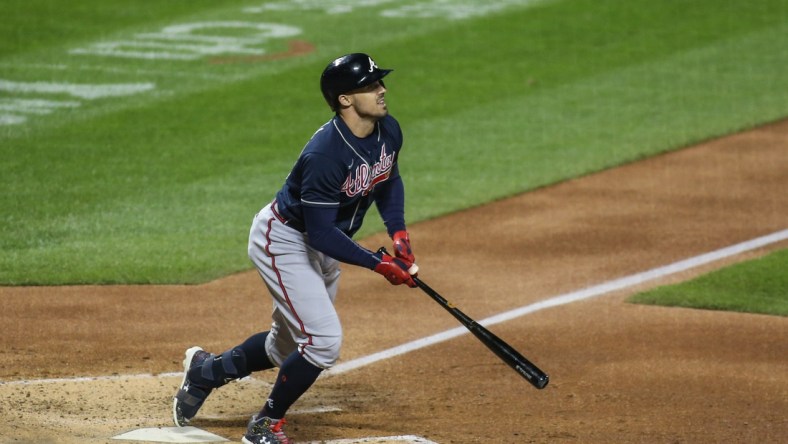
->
2 0 787 284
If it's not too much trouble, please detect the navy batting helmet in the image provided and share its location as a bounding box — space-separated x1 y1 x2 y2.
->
320 53 392 111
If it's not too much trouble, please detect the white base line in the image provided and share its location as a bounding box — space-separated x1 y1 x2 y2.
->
3 229 786 386
324 228 788 377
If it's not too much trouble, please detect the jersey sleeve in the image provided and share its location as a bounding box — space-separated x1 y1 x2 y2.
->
375 116 406 234
374 173 406 236
299 152 346 207
303 205 379 269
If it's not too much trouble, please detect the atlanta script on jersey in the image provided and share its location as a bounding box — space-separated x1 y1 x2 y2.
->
274 114 404 237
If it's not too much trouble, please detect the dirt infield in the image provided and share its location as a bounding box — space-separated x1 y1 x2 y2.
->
1 121 787 443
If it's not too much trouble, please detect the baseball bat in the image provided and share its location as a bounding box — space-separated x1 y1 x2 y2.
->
412 276 549 389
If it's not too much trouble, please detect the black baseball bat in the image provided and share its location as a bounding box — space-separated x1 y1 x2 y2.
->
412 276 549 389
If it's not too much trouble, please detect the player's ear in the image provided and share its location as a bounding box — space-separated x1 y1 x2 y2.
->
337 93 352 108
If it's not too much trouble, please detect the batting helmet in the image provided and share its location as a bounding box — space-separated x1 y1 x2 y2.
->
320 53 393 111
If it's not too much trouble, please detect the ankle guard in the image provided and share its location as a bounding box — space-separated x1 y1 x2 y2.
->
188 347 249 388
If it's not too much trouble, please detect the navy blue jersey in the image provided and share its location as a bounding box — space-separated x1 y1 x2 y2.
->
273 114 407 269
275 114 404 239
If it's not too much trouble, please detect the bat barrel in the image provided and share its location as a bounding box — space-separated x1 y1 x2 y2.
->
412 276 549 390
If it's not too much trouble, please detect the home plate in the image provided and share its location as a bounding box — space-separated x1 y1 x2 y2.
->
111 426 228 442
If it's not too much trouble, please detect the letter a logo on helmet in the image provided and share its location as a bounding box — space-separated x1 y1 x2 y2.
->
320 53 393 112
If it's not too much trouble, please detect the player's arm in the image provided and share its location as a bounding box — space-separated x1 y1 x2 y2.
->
374 172 405 235
300 152 414 286
302 205 377 268
303 205 415 287
374 171 416 264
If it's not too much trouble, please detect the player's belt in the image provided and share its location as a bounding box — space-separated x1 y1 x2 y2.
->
271 199 306 233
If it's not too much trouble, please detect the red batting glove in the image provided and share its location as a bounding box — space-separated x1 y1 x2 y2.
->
392 230 415 264
374 253 416 288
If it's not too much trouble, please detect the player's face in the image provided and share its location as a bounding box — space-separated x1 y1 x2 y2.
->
346 81 388 119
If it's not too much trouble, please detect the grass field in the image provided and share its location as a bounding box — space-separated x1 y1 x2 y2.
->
2 0 787 285
630 249 788 316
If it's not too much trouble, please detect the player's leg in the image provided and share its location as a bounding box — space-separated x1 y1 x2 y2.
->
173 332 279 427
174 205 280 427
246 293 338 443
247 214 343 442
249 206 344 371
254 249 342 388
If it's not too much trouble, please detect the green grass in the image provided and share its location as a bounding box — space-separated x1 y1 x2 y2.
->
2 0 787 284
629 249 788 316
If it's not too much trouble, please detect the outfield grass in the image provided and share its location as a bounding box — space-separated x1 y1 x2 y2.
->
629 249 788 317
2 0 787 284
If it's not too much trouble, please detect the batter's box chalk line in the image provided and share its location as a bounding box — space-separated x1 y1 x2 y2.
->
112 427 438 444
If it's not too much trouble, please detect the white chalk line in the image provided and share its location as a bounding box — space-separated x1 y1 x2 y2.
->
326 228 788 376
198 404 342 422
2 228 786 387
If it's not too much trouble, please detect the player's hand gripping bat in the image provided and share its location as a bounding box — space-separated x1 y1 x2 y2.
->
378 248 549 389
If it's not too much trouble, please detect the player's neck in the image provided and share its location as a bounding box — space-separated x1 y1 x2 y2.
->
338 113 376 138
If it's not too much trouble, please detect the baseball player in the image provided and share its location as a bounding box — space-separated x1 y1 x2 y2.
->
173 53 418 444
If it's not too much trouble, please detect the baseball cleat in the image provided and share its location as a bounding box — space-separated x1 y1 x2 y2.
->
242 415 289 444
172 346 213 427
